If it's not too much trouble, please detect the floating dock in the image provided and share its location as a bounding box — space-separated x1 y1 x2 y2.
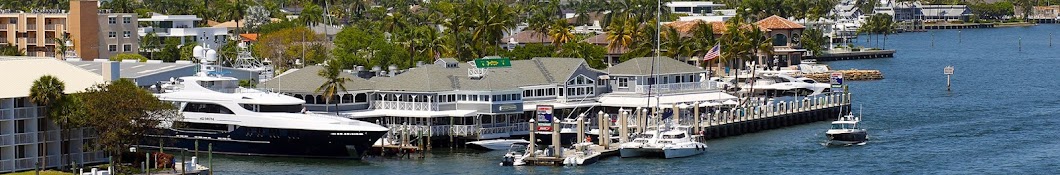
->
812 49 895 61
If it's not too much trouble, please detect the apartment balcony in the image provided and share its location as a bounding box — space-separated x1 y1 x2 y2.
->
1 159 11 173
45 24 56 31
26 38 37 44
0 38 8 45
0 134 12 145
15 132 38 144
0 24 7 30
45 38 55 45
26 24 36 30
13 107 38 119
1 109 12 120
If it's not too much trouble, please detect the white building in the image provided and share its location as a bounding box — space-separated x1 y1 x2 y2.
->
0 57 110 173
137 13 229 50
666 1 726 16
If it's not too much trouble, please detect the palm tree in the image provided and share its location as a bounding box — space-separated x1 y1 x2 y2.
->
690 21 717 67
420 27 451 60
54 37 73 59
604 17 634 67
30 75 64 173
470 1 516 56
0 43 25 56
661 26 691 61
548 19 575 49
315 62 351 115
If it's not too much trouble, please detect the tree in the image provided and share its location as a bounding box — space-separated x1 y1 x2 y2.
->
139 32 159 60
54 33 74 59
111 53 148 62
0 44 25 56
48 93 86 172
101 0 141 13
557 41 608 69
605 17 635 66
301 3 325 26
316 62 351 115
661 26 692 61
30 75 64 172
245 5 272 31
253 27 320 70
80 79 180 165
800 28 827 57
548 18 576 49
690 21 717 67
500 43 556 60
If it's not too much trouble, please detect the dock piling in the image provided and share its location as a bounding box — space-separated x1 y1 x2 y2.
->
552 118 561 158
529 119 537 158
619 111 628 143
577 113 585 145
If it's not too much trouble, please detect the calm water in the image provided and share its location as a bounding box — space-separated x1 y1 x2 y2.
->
212 25 1060 174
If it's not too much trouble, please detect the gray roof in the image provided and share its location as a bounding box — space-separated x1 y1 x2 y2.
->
259 65 375 93
373 58 590 92
70 61 196 78
606 57 704 76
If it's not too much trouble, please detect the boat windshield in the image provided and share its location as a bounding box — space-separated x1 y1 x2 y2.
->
241 104 304 113
636 134 654 139
831 123 855 129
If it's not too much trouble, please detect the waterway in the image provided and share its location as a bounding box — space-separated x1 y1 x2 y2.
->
210 24 1060 174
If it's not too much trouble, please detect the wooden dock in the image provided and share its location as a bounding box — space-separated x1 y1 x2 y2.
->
811 49 895 61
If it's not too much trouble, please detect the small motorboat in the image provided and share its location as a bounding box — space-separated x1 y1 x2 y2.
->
619 126 707 159
825 112 868 146
499 142 532 166
467 139 530 151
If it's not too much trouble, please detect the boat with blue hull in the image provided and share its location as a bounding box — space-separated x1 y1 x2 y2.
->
142 64 388 159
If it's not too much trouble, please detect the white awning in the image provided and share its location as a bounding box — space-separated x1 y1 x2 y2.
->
598 92 738 108
522 101 601 111
340 109 478 118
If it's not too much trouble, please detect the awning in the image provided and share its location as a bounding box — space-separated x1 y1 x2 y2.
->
598 92 738 108
340 109 478 118
522 101 601 111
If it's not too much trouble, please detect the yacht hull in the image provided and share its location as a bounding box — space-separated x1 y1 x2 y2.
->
531 132 602 146
143 127 386 159
621 143 707 158
826 131 868 144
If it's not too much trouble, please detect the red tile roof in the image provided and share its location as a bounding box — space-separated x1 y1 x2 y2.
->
755 15 805 30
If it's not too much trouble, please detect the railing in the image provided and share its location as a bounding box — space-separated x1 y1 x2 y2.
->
451 125 477 136
45 38 55 44
372 101 437 111
1 160 12 172
15 108 38 119
0 38 8 44
40 130 60 142
27 38 37 44
26 24 36 30
0 134 12 145
15 132 37 143
15 158 35 171
633 81 717 94
0 24 7 29
45 24 56 30
82 152 106 163
1 110 12 120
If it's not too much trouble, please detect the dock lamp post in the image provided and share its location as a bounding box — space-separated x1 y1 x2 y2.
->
944 66 955 91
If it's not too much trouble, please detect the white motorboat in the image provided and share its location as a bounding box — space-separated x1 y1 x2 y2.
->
467 139 530 151
620 126 707 159
825 111 868 146
500 142 533 166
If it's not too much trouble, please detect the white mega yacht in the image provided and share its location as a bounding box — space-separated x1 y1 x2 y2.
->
619 125 707 159
147 64 388 159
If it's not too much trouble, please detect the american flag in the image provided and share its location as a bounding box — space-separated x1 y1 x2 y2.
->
702 43 721 61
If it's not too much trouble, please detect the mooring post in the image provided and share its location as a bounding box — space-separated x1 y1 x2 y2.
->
602 113 611 148
619 111 629 143
577 113 586 145
528 119 536 158
208 143 213 175
693 102 701 134
552 117 561 158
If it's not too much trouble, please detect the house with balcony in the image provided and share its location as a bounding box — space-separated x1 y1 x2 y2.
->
0 7 136 60
599 57 735 114
0 57 109 173
138 13 228 49
756 15 808 67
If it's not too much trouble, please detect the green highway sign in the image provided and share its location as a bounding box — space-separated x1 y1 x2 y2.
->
474 58 512 68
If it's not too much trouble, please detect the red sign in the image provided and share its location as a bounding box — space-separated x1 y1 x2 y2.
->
537 126 553 131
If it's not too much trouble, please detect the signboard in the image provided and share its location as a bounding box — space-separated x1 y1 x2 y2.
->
944 66 954 75
474 58 512 68
829 72 844 85
535 105 554 123
830 72 844 93
537 126 553 132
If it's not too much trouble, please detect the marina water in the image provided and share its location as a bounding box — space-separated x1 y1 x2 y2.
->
210 24 1060 174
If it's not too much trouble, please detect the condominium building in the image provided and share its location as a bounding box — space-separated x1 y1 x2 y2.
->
0 0 138 60
0 56 110 173
138 14 229 50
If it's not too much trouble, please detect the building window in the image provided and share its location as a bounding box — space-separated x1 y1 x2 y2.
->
123 44 131 52
108 17 116 24
108 31 116 38
123 31 131 38
617 78 629 88
123 17 131 24
108 45 117 52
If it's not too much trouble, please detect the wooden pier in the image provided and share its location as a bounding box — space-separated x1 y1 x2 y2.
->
811 49 895 61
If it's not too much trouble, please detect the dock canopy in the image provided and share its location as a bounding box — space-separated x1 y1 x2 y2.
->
598 92 737 108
